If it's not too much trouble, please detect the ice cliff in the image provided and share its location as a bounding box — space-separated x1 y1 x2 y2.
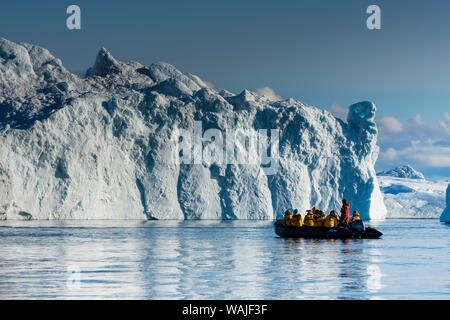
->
0 38 386 220
440 183 450 222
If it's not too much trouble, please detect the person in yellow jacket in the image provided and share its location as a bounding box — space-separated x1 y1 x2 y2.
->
314 210 326 227
312 207 320 222
282 209 293 226
324 210 339 228
303 210 314 227
349 211 361 224
291 209 303 227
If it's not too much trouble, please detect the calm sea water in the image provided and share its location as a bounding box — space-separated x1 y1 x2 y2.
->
0 219 449 299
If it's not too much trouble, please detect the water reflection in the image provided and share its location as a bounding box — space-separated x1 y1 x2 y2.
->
0 220 448 299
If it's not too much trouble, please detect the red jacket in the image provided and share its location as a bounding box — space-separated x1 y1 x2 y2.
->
340 203 350 223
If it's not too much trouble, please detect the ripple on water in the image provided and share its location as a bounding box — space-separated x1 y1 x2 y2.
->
0 219 449 299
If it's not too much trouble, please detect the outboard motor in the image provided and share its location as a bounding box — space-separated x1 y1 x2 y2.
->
351 220 365 232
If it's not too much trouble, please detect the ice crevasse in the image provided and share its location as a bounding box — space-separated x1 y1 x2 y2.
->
0 38 387 220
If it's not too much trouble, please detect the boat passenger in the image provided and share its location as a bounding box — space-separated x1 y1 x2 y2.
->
314 210 326 227
303 210 315 227
350 211 361 224
291 209 303 227
339 199 350 225
324 210 339 228
312 207 320 220
282 209 293 226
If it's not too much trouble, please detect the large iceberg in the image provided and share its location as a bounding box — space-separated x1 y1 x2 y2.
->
440 183 450 222
0 38 386 220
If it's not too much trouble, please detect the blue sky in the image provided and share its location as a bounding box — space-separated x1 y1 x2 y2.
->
1 0 450 177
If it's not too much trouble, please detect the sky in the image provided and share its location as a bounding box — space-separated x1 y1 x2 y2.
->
1 0 450 177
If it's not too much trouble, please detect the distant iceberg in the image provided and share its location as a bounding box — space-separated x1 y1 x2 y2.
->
0 38 386 220
377 165 425 180
379 175 447 219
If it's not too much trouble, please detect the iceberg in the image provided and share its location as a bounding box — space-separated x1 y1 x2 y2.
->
440 183 450 222
378 175 448 219
0 38 387 220
377 165 425 180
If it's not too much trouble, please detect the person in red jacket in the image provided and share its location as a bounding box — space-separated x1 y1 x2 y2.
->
339 199 350 224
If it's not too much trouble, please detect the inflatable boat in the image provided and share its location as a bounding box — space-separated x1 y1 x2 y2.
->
274 220 382 239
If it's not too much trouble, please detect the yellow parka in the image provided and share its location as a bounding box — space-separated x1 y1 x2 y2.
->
312 208 319 221
314 211 326 227
283 211 293 226
291 214 303 227
350 211 361 224
324 212 338 228
303 211 314 227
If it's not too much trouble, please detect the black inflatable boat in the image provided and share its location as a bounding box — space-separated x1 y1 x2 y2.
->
274 220 382 239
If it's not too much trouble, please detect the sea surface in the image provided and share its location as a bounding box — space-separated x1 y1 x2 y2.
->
0 219 449 299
